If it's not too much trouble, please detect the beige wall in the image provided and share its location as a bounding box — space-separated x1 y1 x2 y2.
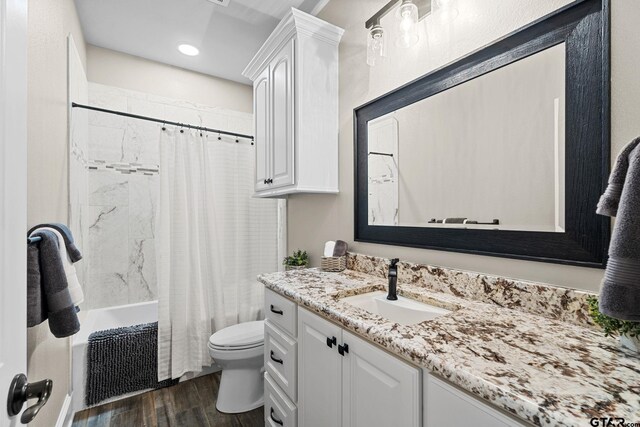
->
27 0 87 425
287 0 640 293
87 45 253 114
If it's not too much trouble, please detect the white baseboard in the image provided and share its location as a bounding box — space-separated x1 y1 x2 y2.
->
56 393 73 427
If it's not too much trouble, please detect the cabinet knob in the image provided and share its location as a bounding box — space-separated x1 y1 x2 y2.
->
264 179 268 184
326 336 337 348
338 343 349 356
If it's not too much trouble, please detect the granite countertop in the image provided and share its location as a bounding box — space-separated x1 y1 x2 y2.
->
258 267 640 427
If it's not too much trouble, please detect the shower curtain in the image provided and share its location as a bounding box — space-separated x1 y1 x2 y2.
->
156 128 279 381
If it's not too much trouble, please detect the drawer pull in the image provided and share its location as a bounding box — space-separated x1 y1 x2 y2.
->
270 407 284 425
270 350 284 365
326 336 337 348
270 304 284 315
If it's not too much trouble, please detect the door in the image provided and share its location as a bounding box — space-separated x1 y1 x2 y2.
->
269 38 295 189
1 0 28 425
254 65 270 192
426 374 526 427
298 308 341 427
342 331 421 427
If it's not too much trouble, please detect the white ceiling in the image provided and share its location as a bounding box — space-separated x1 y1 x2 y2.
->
74 0 329 85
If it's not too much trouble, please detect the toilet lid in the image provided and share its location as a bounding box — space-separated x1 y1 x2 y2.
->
209 320 264 348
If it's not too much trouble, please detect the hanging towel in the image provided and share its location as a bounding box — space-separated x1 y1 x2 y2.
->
30 227 84 306
596 137 640 321
27 230 80 337
28 223 82 262
27 244 46 326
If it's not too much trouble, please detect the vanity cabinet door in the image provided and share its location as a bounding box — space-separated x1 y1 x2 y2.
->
268 38 295 189
425 374 528 427
298 308 342 427
254 65 270 192
342 331 421 427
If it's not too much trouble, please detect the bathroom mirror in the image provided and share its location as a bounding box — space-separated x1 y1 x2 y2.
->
354 0 610 267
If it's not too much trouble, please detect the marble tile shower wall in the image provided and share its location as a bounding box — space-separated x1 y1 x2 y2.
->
72 83 252 310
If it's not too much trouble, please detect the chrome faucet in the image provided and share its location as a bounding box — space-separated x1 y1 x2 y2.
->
387 258 399 300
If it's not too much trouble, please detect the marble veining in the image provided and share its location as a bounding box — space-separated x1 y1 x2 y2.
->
347 253 597 328
258 267 640 427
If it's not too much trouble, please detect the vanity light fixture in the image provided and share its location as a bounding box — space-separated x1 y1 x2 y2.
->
396 0 420 48
178 44 200 56
365 0 430 66
367 23 386 67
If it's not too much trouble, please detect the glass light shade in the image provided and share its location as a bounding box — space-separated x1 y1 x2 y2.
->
367 24 386 67
396 0 419 48
436 0 459 19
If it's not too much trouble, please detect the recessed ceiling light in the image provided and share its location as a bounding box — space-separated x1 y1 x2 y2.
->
178 44 199 56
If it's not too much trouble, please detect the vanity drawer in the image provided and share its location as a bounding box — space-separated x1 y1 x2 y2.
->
265 372 297 427
265 289 297 337
265 320 297 401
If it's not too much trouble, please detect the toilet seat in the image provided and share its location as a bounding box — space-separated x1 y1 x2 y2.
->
209 320 264 350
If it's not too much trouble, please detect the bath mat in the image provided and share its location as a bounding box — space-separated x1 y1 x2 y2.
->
85 322 177 406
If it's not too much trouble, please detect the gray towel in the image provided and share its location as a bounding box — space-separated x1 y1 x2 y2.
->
27 230 80 337
597 138 640 321
597 137 640 216
28 223 82 262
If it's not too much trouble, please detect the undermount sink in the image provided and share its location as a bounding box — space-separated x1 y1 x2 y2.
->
340 291 452 325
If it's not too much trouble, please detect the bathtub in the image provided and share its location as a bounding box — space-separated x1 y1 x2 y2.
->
71 300 158 414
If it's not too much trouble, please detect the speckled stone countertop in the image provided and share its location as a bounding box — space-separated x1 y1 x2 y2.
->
258 262 640 427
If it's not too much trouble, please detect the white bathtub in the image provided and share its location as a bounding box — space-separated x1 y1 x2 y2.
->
71 300 158 414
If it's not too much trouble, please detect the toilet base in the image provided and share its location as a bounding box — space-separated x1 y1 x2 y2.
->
215 366 265 414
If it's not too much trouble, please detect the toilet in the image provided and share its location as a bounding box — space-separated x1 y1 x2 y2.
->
208 320 265 413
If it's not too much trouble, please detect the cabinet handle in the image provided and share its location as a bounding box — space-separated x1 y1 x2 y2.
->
326 336 337 348
267 178 273 184
270 304 283 315
338 343 349 356
270 350 284 365
264 179 268 184
270 407 284 425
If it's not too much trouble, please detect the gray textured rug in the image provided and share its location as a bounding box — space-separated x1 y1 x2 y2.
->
86 322 177 406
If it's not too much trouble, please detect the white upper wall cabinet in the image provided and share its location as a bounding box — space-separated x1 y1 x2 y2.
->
243 8 344 197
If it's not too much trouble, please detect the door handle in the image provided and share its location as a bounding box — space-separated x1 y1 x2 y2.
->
270 407 284 425
270 304 283 315
6 373 53 424
270 350 284 365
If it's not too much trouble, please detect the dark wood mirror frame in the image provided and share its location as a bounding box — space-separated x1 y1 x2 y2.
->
354 0 610 268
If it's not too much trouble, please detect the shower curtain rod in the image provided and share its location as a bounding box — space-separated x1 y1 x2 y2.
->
71 102 254 142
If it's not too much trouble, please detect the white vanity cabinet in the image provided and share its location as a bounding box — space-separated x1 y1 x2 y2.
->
242 8 344 197
298 308 422 427
424 374 529 427
264 289 530 427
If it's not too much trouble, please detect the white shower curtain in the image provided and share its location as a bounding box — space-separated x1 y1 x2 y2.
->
156 128 280 380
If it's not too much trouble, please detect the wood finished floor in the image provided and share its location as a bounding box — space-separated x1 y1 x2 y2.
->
72 372 264 427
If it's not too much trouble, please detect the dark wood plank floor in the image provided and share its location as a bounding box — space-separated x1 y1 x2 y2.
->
72 372 264 427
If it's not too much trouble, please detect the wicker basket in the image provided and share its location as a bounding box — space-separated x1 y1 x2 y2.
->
321 256 347 272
